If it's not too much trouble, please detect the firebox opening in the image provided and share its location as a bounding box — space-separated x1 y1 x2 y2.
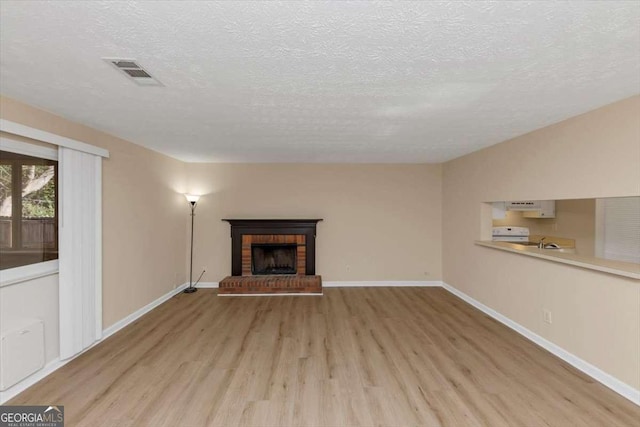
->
251 243 297 275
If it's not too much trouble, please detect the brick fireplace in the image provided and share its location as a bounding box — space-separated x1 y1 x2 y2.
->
220 219 322 294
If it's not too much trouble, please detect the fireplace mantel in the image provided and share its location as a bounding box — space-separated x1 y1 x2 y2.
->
222 218 322 229
222 219 323 276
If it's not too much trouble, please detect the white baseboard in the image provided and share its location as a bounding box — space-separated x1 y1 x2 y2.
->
200 280 440 289
0 282 189 404
102 283 189 339
441 282 640 406
219 293 322 297
204 281 441 288
323 280 441 287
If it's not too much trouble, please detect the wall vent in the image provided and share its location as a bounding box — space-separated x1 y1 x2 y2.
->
1 319 45 391
103 58 163 86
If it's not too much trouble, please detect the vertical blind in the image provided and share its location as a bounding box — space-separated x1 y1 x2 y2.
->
58 147 102 359
600 197 640 264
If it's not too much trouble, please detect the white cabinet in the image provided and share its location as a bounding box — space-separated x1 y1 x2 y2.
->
522 200 556 218
492 202 507 219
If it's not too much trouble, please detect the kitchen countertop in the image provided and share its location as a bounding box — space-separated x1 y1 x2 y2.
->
476 240 640 280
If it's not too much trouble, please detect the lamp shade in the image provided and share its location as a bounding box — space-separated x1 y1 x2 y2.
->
185 194 200 203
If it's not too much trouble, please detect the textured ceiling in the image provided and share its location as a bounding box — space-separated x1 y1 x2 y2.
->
1 1 639 163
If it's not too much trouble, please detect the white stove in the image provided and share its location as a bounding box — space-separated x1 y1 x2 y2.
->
492 226 530 242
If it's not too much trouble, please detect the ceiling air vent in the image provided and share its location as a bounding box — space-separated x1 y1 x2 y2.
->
103 58 163 86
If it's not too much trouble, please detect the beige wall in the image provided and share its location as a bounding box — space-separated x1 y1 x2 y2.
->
493 198 596 256
2 92 638 395
0 96 188 328
443 95 640 389
186 163 442 282
0 94 443 332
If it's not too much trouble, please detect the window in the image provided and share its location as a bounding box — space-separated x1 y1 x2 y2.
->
0 150 58 270
595 196 640 264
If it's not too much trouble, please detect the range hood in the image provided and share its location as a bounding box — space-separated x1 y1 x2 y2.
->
506 200 555 218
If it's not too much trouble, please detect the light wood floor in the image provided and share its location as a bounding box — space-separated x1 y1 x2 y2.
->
10 288 640 426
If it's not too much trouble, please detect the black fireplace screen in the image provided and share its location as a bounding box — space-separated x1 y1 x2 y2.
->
251 243 297 275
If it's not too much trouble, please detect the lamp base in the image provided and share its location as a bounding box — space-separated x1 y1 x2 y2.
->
183 287 198 294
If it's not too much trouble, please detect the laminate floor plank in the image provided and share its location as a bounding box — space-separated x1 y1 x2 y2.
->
8 288 640 426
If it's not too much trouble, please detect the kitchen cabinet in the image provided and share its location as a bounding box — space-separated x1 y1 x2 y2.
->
492 202 507 219
521 200 556 218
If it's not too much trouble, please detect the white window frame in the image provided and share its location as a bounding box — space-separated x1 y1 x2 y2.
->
0 136 59 287
0 119 109 355
0 120 108 158
1 119 109 359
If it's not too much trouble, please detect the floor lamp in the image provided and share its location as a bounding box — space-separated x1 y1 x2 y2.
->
184 194 200 293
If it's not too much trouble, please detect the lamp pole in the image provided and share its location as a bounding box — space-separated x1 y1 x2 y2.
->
184 195 200 293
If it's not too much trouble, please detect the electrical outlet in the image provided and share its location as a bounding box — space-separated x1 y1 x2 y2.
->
543 309 552 324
